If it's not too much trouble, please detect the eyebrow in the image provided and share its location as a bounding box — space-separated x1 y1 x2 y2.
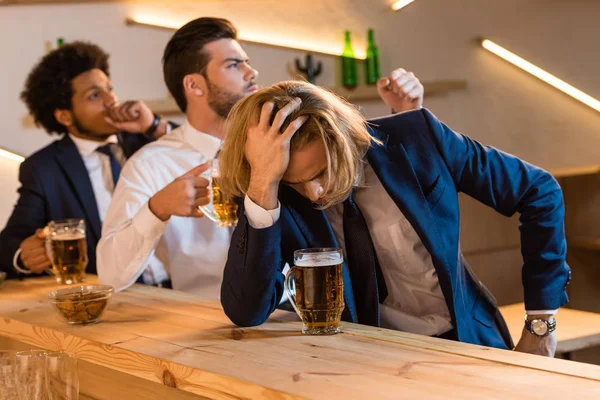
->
281 168 326 185
80 83 111 96
222 57 248 64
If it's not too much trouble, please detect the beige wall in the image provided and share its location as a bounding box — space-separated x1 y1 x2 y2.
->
0 0 598 306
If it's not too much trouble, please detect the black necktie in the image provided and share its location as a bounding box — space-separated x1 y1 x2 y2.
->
96 144 121 188
343 189 388 327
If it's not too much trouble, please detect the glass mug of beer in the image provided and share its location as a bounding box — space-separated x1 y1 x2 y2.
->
45 219 88 284
198 158 239 228
284 248 345 335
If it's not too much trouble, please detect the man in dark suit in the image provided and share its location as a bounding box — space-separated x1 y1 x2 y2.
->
217 81 571 357
0 41 172 281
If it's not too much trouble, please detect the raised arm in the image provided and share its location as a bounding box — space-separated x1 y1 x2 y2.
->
97 159 210 291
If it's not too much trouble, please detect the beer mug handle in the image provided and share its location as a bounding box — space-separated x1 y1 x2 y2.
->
284 267 303 319
43 237 54 276
197 205 219 224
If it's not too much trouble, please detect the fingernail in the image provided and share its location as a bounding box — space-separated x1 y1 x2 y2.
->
295 97 302 103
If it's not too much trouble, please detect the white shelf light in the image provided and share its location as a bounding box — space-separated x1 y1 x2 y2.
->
0 148 25 163
127 16 366 59
482 39 600 113
391 0 415 11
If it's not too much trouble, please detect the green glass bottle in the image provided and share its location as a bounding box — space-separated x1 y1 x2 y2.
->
341 31 358 89
57 37 64 48
365 29 380 85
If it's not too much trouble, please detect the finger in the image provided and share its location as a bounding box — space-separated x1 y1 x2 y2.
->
408 87 423 101
114 103 130 123
108 105 124 123
193 187 210 198
377 77 391 89
399 80 418 96
193 196 211 208
35 228 47 239
28 260 52 274
25 255 51 270
389 68 406 81
104 116 120 128
107 107 121 123
123 102 140 121
281 115 308 141
392 84 406 99
271 98 301 134
180 162 211 179
22 247 47 258
258 101 275 130
191 176 210 188
192 207 206 218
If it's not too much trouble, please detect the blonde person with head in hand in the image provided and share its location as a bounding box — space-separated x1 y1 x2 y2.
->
217 81 569 358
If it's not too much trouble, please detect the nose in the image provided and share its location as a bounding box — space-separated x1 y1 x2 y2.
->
246 64 258 82
303 181 324 203
103 91 118 108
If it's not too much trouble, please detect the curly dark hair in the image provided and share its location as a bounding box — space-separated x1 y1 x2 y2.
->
20 41 110 135
163 17 237 113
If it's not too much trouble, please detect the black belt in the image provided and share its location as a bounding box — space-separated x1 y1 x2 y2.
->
153 279 172 289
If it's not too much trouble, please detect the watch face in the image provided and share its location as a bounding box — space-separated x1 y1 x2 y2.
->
532 320 548 336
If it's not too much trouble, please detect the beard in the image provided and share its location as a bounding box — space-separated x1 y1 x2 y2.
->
71 114 117 140
205 78 249 119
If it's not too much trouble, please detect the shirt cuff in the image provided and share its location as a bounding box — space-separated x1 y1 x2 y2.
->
244 195 281 229
526 309 558 315
132 202 169 239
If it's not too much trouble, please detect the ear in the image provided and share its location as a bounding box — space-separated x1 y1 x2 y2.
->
54 109 73 128
183 74 205 98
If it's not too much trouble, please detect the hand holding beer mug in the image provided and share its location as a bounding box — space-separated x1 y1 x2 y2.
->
198 158 239 228
285 248 345 335
45 219 87 284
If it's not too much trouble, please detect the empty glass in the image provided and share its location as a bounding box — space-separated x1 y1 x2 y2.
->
0 350 18 400
15 350 48 400
46 352 79 400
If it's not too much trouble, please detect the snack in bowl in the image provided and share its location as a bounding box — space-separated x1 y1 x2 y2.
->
48 285 113 325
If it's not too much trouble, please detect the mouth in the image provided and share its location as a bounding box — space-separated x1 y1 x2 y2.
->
246 84 259 93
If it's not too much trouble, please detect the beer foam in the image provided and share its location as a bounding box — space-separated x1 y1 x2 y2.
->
52 232 85 241
294 253 343 267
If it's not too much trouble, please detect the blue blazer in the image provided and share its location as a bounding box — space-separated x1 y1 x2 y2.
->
0 133 152 279
220 109 571 349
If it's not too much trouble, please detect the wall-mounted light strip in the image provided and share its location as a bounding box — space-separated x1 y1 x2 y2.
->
0 148 25 163
391 0 415 11
127 16 366 59
482 39 600 113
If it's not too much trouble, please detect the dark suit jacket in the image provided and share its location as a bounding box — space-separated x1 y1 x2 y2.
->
220 109 571 349
0 133 153 279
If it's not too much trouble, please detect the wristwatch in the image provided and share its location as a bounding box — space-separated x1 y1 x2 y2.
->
144 113 161 138
525 317 556 337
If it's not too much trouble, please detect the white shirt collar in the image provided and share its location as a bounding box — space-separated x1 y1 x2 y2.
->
68 133 118 157
180 120 222 159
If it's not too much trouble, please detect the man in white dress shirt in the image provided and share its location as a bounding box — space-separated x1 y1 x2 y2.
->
97 17 424 295
0 41 173 282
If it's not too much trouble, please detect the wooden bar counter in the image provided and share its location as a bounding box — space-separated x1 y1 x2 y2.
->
1 276 599 399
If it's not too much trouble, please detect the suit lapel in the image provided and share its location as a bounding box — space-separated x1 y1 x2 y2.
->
366 126 455 312
55 135 102 241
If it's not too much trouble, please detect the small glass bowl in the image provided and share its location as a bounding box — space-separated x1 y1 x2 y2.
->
48 285 113 325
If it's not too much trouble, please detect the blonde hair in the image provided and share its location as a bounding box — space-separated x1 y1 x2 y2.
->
218 80 379 207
